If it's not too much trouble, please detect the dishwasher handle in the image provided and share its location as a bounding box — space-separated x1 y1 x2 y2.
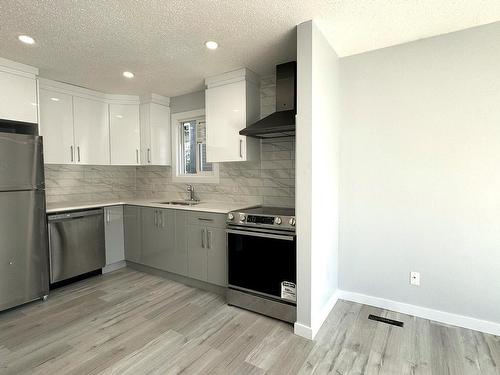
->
48 208 104 222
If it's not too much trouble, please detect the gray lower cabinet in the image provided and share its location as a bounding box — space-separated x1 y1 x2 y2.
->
104 205 125 267
123 205 188 277
187 213 227 287
123 205 141 263
187 225 207 281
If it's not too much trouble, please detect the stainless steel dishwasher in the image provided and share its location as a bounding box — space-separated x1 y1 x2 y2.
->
47 209 105 284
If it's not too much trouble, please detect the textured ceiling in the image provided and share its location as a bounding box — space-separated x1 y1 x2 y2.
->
1 1 499 97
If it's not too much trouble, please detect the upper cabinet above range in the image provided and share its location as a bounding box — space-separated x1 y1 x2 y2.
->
0 58 38 124
205 68 260 162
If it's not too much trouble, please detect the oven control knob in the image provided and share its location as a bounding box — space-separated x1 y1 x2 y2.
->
239 214 246 222
274 216 282 225
227 213 234 221
289 217 296 226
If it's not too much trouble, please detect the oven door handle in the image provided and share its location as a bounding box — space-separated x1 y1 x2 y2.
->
226 229 295 241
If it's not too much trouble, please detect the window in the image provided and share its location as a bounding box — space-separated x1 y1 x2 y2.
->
180 118 213 174
172 109 219 183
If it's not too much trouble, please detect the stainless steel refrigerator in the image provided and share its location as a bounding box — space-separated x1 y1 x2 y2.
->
0 122 49 312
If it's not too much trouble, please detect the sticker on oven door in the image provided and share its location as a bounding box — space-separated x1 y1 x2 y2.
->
281 281 296 302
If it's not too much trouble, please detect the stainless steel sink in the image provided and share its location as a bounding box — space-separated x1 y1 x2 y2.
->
157 200 200 206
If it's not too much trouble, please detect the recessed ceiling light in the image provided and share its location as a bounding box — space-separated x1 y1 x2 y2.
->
205 41 218 50
50 97 60 102
122 71 134 79
18 35 35 45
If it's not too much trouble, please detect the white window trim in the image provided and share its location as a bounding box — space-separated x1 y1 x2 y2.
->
171 109 220 184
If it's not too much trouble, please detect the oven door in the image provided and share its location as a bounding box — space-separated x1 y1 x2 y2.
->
227 227 296 304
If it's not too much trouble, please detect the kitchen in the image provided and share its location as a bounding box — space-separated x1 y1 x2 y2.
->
1 2 500 374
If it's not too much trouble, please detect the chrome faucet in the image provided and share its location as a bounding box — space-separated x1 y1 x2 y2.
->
186 184 199 202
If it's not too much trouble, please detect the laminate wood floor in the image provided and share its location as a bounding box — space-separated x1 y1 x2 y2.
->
0 268 498 374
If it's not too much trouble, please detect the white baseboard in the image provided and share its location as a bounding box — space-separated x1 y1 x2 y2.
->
339 290 500 337
311 290 340 337
294 322 313 340
294 290 341 340
102 260 126 274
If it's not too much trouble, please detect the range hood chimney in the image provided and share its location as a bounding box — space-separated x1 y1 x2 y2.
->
239 61 296 139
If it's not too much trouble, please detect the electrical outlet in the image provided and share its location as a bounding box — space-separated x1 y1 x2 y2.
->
410 271 420 286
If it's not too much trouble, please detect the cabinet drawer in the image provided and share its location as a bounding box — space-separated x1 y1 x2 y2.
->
187 212 226 228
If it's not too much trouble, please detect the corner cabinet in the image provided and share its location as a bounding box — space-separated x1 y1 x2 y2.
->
0 58 38 124
140 95 171 166
109 104 140 165
39 79 167 166
205 68 261 162
123 205 188 277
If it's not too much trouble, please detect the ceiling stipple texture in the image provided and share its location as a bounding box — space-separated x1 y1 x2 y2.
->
1 1 499 97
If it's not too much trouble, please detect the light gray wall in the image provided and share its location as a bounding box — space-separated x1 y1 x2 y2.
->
339 22 500 324
295 20 340 339
170 90 205 114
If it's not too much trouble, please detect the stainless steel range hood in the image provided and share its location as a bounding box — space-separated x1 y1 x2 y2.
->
240 61 296 139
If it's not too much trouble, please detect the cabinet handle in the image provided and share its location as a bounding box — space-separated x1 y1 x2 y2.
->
201 228 206 248
154 210 158 227
198 218 214 222
239 139 243 158
77 146 81 162
136 149 139 164
70 146 74 162
208 230 212 249
160 211 165 228
106 211 110 224
147 148 151 164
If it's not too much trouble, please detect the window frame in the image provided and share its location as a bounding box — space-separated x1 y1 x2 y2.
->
171 109 220 184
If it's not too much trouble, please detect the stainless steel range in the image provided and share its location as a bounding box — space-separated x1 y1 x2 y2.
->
226 206 296 323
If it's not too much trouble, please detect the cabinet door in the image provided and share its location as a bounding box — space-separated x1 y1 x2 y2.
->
158 209 187 276
73 97 110 165
104 206 125 265
140 207 160 268
149 103 171 165
123 205 141 263
109 104 140 165
139 103 151 165
187 224 207 282
154 208 175 272
206 80 246 162
171 210 188 276
0 70 37 123
206 227 227 286
39 89 75 164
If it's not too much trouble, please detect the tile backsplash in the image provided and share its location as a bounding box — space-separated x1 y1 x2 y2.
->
44 75 295 207
44 165 137 203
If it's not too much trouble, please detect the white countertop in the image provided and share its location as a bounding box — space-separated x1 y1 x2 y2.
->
46 198 259 214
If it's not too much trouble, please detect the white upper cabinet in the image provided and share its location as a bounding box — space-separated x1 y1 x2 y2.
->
0 58 38 124
205 68 260 162
73 97 110 165
109 104 140 165
39 89 75 164
140 95 171 165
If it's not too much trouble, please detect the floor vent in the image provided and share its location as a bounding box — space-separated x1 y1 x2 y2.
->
368 314 404 327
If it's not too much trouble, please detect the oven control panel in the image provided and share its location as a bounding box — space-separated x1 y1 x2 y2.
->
227 211 296 230
246 215 275 225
